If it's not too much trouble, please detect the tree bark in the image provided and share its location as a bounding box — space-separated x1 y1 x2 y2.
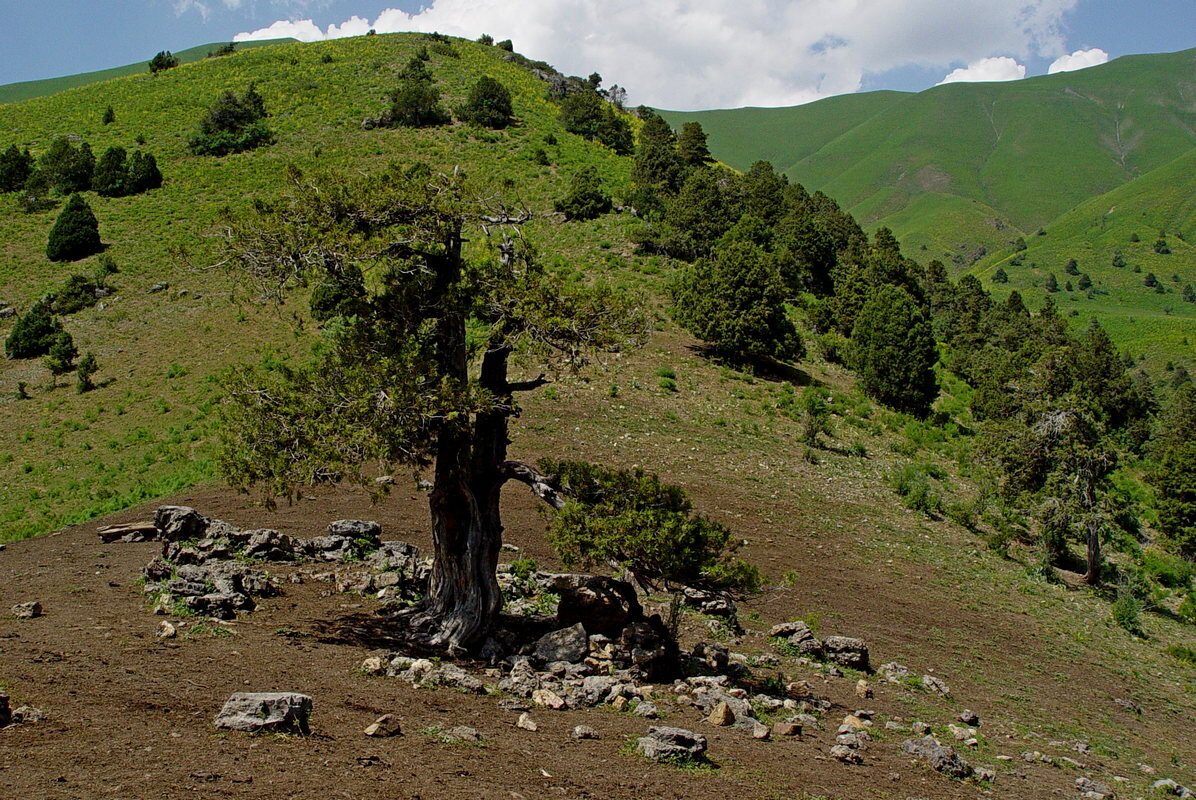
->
1083 518 1102 585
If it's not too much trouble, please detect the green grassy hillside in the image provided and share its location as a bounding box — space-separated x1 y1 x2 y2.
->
664 49 1196 260
0 34 641 541
659 90 907 174
971 149 1196 363
0 40 295 105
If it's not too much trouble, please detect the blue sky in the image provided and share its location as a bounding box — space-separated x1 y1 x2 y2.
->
1 0 1193 109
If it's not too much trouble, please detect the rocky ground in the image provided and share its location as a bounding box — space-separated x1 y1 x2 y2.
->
2 483 1193 800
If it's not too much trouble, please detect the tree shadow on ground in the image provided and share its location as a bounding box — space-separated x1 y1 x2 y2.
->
683 343 815 387
310 610 559 659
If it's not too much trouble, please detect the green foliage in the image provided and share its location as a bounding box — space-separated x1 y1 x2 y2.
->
1153 239 1171 255
558 91 632 154
1167 644 1196 664
554 165 611 221
991 267 1008 284
457 76 513 128
43 330 78 379
49 273 103 315
676 121 711 167
1147 384 1196 557
541 458 759 593
0 144 33 192
797 385 831 446
381 57 450 128
187 85 274 156
4 299 63 359
851 285 938 417
101 105 115 124
1138 547 1193 589
670 240 803 363
207 43 237 58
36 137 94 194
92 147 162 197
46 193 101 262
888 463 944 517
1111 590 1145 637
148 50 180 74
76 351 98 393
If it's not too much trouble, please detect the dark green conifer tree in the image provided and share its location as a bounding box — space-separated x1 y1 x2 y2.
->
851 284 938 417
46 194 101 262
0 144 34 192
457 76 513 128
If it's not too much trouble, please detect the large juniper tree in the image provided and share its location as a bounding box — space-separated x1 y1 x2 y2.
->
215 165 646 653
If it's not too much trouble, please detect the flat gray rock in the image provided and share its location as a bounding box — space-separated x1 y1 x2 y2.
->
636 726 707 763
214 692 312 735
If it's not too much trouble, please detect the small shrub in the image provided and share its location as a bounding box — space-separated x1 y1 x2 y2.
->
1111 591 1146 637
1154 239 1171 255
1166 644 1196 665
1140 548 1194 589
76 351 98 393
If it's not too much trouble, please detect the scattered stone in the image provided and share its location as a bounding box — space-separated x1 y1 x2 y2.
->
557 576 643 636
948 724 976 741
840 714 868 731
611 695 629 712
360 656 386 675
572 725 600 740
157 621 177 639
516 713 538 732
837 732 865 749
903 736 972 778
1113 698 1142 715
772 722 801 737
1139 764 1157 775
680 586 737 620
148 282 169 294
636 726 707 763
633 701 659 719
533 623 589 664
1152 779 1195 797
531 689 567 710
11 601 42 618
214 692 312 735
855 679 873 698
831 744 863 763
823 636 870 670
11 706 45 724
885 720 905 731
879 661 913 682
921 674 951 697
750 721 771 740
364 714 401 737
445 725 481 743
911 721 931 735
1076 777 1114 799
974 766 996 782
959 709 980 726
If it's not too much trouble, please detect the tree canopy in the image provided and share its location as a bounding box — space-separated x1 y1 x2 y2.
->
46 194 102 262
215 164 648 652
187 85 274 156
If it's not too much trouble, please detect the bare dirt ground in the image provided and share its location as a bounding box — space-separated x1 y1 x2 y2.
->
2 474 1190 800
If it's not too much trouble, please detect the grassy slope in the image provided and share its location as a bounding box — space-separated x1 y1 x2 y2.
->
971 149 1196 364
0 33 638 542
657 90 908 174
0 39 294 105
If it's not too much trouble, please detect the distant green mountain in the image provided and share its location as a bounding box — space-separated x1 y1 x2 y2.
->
661 49 1196 269
0 39 294 105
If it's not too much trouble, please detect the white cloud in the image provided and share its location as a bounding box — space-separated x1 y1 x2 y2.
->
936 56 1027 85
235 0 1079 109
1047 47 1109 74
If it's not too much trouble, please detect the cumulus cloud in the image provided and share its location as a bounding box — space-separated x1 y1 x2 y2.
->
1048 47 1109 74
936 56 1027 85
235 0 1079 109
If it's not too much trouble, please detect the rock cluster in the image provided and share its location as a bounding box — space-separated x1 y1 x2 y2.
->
0 695 46 728
902 735 973 778
769 622 870 670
